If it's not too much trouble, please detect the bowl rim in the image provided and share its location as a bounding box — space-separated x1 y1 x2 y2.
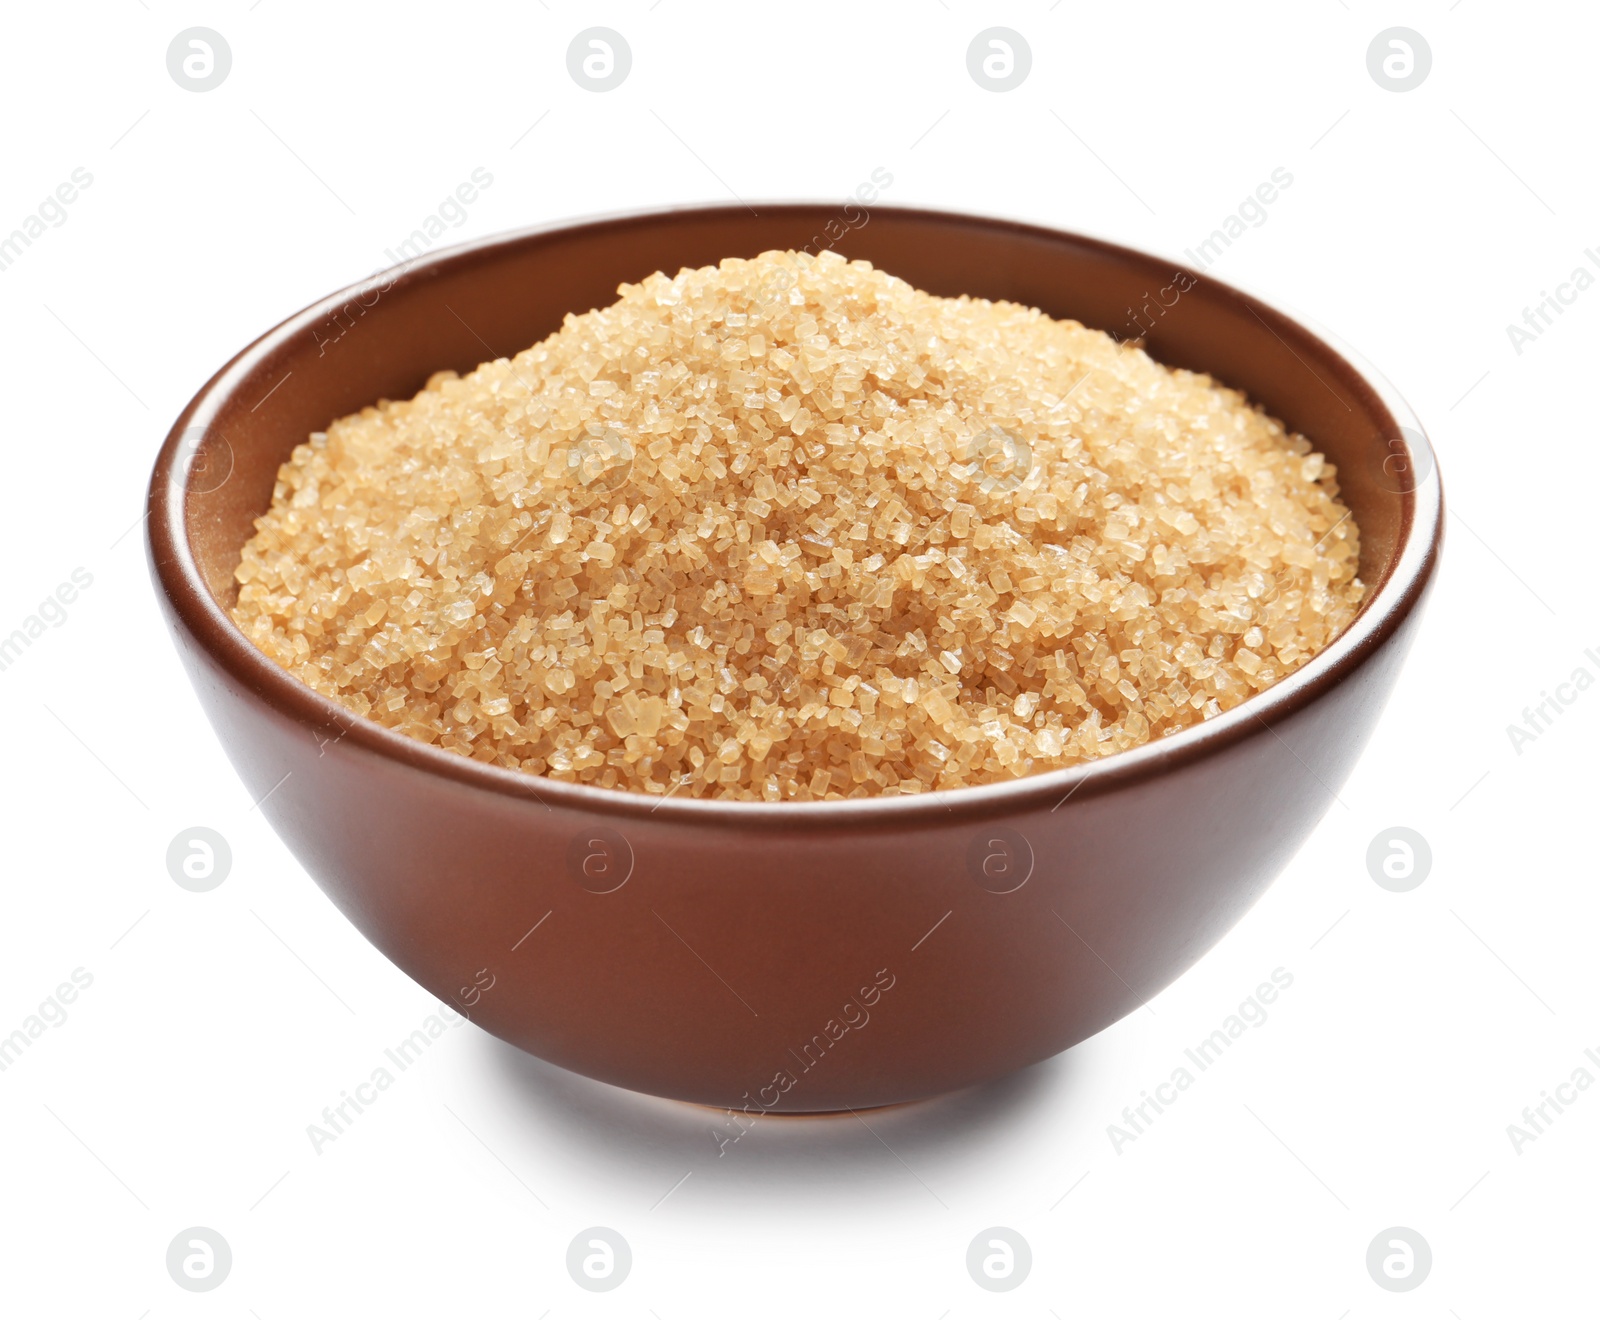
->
147 201 1443 828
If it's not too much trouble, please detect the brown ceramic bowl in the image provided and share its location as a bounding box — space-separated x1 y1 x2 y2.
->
147 205 1441 1111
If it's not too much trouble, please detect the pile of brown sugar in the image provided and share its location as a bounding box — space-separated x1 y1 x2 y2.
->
232 250 1363 800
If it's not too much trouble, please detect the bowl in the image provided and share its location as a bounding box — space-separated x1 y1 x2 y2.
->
147 204 1441 1111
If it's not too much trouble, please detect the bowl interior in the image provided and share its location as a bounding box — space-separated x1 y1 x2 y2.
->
170 204 1419 630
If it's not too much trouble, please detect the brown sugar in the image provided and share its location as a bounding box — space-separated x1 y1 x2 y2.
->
231 250 1364 800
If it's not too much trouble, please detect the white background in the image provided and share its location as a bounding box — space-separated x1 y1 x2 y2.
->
1 1 1594 1314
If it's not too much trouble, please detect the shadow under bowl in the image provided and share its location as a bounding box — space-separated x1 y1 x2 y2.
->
147 204 1442 1111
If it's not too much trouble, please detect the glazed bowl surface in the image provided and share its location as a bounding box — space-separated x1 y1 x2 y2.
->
147 204 1441 1110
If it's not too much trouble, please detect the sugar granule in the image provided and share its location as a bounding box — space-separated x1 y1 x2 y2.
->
232 250 1364 800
